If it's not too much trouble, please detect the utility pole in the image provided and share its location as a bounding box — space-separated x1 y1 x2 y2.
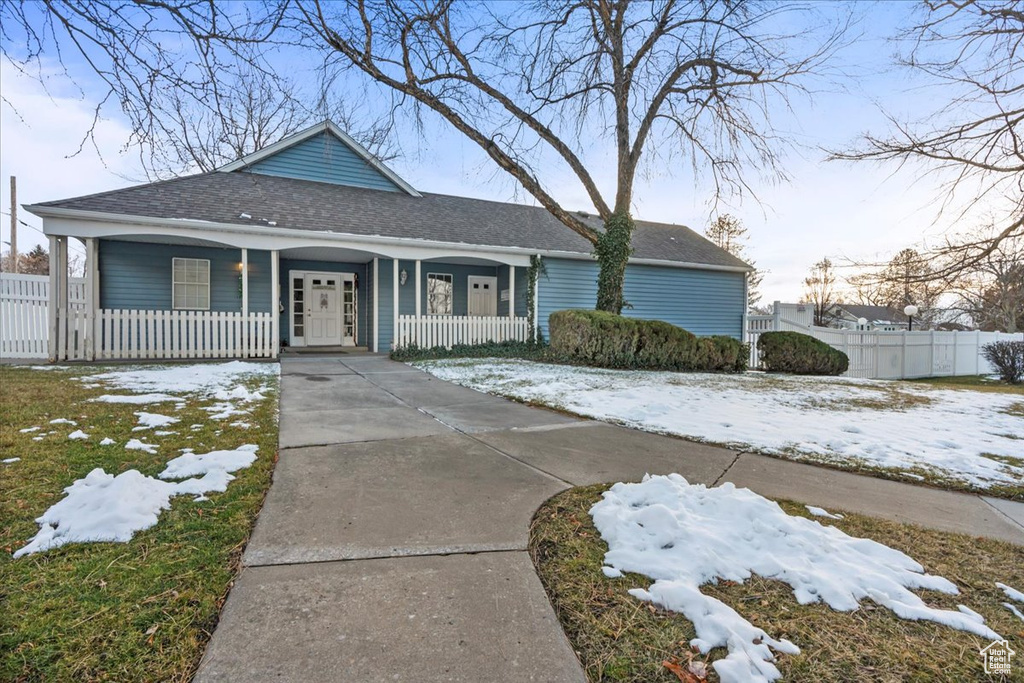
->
9 176 17 273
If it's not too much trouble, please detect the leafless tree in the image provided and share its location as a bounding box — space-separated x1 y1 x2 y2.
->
0 1 396 179
832 0 1023 278
0 0 848 313
844 248 945 323
705 214 766 311
802 257 839 326
947 230 1023 331
1 244 48 274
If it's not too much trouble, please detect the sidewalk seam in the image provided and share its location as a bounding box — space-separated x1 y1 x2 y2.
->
712 451 746 487
979 496 1024 533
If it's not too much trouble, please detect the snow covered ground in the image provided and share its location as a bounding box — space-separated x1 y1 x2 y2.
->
12 361 278 558
418 359 1024 490
592 474 1002 683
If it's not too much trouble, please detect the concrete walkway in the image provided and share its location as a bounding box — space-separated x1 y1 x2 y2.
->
195 356 1024 682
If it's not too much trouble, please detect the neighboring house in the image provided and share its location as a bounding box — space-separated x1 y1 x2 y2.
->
27 120 752 361
827 304 913 331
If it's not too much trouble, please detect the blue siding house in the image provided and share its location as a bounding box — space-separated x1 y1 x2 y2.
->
27 121 751 361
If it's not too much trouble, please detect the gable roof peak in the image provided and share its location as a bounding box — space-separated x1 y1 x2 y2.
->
216 119 421 197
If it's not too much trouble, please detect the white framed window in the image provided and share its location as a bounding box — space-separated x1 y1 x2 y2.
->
426 273 453 315
172 257 211 310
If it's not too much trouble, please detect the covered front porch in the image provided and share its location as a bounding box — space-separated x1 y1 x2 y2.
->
44 228 536 362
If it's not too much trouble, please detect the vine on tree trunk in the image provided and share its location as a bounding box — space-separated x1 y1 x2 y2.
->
595 212 635 314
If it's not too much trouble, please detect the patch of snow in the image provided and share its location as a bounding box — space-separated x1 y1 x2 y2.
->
132 412 180 431
805 505 843 520
204 402 247 420
601 566 623 578
49 418 77 426
229 421 251 429
591 474 1001 683
189 424 203 430
32 436 44 441
957 604 985 623
158 444 259 481
19 427 40 433
193 495 209 502
154 430 176 436
99 438 116 446
180 447 193 453
125 439 158 454
1004 603 1024 622
13 445 261 558
3 457 20 464
419 360 1024 490
68 430 89 440
86 361 277 397
996 582 1024 603
94 394 180 404
214 384 265 402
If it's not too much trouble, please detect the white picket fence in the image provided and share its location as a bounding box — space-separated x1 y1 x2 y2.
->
95 309 274 360
396 314 530 349
2 273 276 360
1 273 86 359
747 314 1022 379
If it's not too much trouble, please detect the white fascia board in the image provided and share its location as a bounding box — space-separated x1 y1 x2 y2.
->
215 120 422 198
27 205 751 273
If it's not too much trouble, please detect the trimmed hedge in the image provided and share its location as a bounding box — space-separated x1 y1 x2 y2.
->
548 309 748 372
757 331 849 375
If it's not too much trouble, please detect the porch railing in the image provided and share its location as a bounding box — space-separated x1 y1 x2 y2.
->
396 314 530 349
92 309 275 360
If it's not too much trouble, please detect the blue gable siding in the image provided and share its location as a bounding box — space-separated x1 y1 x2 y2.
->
496 265 529 317
242 131 400 192
537 257 745 339
99 240 272 313
280 259 369 347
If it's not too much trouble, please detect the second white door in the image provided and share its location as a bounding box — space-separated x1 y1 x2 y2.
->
467 276 497 317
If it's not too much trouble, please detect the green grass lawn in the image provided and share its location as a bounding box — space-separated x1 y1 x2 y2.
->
0 364 279 682
531 485 1024 683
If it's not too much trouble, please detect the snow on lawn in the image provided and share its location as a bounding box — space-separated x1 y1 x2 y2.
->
13 445 260 558
133 412 179 431
592 474 1001 683
419 359 1024 490
68 430 90 440
125 438 158 454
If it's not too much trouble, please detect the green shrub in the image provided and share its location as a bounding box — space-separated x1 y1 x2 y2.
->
389 340 547 362
757 331 849 375
548 309 640 368
548 309 747 372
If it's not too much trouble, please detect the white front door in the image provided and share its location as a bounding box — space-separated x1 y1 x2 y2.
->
305 274 342 346
298 272 357 347
467 276 498 317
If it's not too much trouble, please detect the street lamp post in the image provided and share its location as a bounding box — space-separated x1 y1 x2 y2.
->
903 305 919 331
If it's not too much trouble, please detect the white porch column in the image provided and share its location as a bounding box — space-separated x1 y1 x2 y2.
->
241 248 249 358
508 265 515 319
84 237 97 360
392 259 399 349
414 260 421 318
741 271 749 344
270 249 280 359
47 234 60 362
372 258 379 353
57 237 69 361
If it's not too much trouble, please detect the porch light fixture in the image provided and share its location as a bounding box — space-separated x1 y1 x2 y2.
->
903 304 919 331
857 317 867 330
400 268 408 286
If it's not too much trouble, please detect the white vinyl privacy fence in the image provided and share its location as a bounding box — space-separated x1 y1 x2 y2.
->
747 314 1022 379
1 273 85 359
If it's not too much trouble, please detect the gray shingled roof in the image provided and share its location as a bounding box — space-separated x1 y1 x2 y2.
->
33 171 750 269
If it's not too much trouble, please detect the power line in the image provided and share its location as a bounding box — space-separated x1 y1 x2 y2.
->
0 211 87 257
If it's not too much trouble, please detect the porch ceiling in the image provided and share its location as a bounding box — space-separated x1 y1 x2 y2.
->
279 246 382 263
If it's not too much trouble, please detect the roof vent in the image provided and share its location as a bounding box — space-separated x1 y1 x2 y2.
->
577 211 589 218
238 212 252 220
